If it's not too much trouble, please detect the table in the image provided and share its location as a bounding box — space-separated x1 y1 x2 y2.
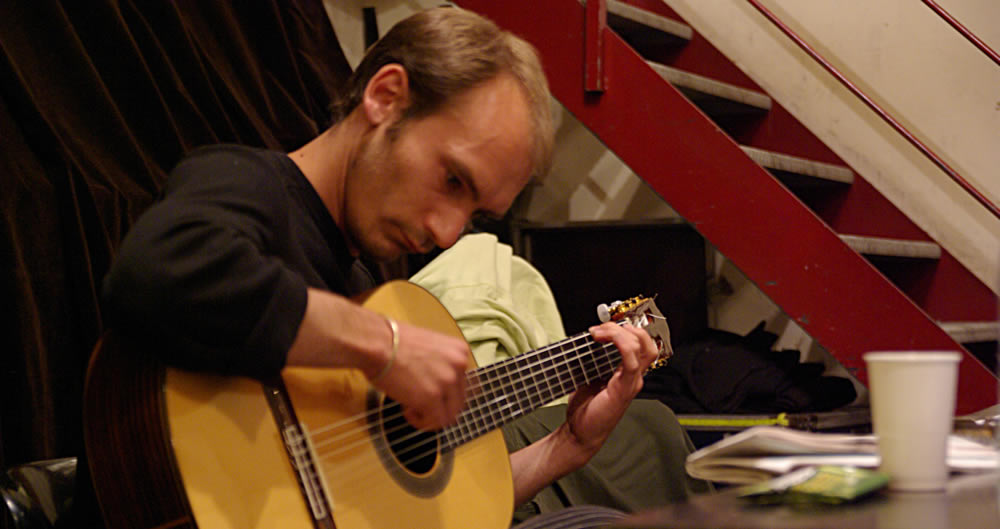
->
612 472 1000 529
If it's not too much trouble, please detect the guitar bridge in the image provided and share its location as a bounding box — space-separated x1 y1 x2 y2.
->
282 424 332 521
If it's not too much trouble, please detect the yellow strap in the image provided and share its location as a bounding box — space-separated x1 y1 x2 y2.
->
678 412 789 428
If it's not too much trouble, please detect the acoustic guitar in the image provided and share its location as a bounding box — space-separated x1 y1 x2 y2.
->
84 280 671 529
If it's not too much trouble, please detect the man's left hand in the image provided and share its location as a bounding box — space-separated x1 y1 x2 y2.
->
563 321 659 455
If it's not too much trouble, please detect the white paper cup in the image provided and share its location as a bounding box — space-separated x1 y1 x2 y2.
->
864 351 961 492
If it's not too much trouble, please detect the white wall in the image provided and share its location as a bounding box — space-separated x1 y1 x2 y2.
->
513 105 680 222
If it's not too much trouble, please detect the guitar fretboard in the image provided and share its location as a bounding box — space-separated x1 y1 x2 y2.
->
440 329 621 451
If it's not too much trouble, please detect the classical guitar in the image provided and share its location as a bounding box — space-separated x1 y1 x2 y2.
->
84 280 672 529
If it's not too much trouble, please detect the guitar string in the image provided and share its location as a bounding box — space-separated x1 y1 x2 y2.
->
306 335 617 459
309 341 621 481
306 328 619 451
305 324 624 441
302 330 592 459
316 359 623 498
306 321 637 464
305 317 637 444
307 360 622 500
307 338 619 462
308 348 622 490
363 351 623 472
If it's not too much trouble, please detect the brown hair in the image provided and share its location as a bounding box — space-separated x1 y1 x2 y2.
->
330 7 554 179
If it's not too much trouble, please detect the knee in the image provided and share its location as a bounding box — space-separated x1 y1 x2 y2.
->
628 398 680 427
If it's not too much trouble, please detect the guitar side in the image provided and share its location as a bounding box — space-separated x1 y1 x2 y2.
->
85 329 320 528
84 331 198 529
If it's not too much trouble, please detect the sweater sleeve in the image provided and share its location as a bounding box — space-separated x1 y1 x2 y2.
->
102 147 307 379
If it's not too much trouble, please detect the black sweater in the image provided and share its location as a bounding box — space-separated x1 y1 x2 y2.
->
102 145 373 379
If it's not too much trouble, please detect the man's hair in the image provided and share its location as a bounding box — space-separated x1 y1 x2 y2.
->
330 7 554 180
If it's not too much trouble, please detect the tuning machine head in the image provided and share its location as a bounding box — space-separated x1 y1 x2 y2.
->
597 295 674 372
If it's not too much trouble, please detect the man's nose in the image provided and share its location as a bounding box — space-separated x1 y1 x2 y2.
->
426 205 469 250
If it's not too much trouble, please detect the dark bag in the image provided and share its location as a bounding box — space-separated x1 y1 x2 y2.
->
640 322 857 414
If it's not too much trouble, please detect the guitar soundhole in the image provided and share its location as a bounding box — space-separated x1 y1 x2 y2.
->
380 397 439 475
367 390 452 497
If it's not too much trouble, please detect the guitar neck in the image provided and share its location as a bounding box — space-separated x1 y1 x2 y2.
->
440 329 621 450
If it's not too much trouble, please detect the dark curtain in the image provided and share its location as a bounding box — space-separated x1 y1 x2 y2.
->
0 0 351 490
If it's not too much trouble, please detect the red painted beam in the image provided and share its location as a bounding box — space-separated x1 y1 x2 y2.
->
584 0 607 93
458 0 997 413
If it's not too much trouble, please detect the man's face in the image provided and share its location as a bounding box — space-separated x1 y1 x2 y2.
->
343 74 536 261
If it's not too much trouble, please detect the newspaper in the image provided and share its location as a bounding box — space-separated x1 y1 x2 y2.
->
686 425 999 484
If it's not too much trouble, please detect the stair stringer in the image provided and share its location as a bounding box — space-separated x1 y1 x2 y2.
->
457 0 997 414
660 0 1000 296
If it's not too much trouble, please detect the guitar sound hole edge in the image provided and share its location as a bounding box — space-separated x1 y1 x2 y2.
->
380 396 439 476
366 389 454 498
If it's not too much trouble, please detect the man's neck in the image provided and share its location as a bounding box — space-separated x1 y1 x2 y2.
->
288 115 366 238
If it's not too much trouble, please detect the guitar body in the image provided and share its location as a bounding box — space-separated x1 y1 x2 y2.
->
85 281 513 529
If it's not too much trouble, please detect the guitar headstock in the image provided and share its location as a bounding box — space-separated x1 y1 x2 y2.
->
599 296 673 372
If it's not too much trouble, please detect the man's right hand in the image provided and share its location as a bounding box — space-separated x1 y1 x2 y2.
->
287 288 470 431
367 320 470 430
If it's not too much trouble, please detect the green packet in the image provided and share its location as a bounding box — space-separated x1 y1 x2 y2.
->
737 465 889 504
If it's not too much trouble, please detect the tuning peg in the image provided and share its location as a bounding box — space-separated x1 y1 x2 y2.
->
598 299 629 322
597 303 611 323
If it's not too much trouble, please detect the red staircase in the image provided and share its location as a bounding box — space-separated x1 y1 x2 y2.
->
458 0 998 414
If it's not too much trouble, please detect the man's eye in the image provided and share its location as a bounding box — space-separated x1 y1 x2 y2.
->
470 212 504 232
445 173 463 190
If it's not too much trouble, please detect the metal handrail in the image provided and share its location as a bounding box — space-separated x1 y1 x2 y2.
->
922 0 1000 68
746 0 1000 221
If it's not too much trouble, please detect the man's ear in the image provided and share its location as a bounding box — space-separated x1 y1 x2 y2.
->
362 64 409 126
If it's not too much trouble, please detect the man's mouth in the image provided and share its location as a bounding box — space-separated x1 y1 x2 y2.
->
403 235 424 254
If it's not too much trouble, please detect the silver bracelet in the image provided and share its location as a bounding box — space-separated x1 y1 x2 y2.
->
372 316 399 383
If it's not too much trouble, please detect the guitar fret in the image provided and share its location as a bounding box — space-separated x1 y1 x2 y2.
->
526 356 543 411
461 408 475 444
527 359 546 409
557 347 574 396
538 348 558 404
474 370 489 436
490 361 514 430
583 344 601 384
510 358 530 418
572 337 593 387
496 364 518 418
473 380 489 436
597 343 619 379
441 425 454 450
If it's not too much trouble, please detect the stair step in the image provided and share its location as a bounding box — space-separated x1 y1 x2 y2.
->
839 234 942 259
648 62 772 114
939 321 999 343
607 0 692 46
741 146 854 184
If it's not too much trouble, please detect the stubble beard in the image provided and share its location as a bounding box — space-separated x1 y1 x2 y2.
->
343 128 406 262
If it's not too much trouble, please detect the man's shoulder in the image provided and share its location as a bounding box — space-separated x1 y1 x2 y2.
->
166 144 298 195
177 144 286 172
